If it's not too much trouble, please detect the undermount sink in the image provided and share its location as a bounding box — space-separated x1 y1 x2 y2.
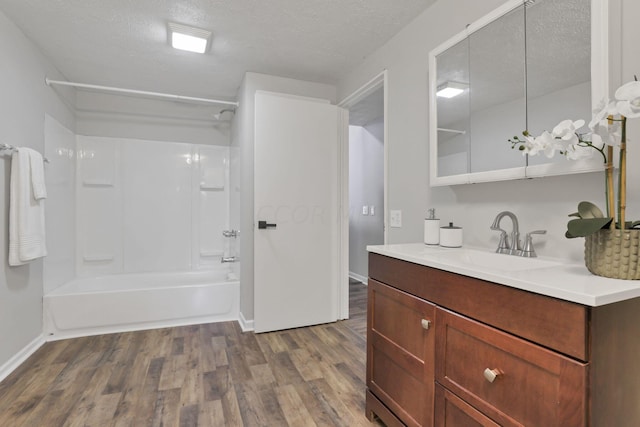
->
431 248 561 272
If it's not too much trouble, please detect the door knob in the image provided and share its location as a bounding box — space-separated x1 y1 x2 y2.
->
258 220 277 229
421 319 431 330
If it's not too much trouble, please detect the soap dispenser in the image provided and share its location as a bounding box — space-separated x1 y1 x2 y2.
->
424 209 440 245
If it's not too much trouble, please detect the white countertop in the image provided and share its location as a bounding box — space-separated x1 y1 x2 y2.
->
367 243 640 307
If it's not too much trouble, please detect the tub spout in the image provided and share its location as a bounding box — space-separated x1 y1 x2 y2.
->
221 256 238 263
222 230 239 238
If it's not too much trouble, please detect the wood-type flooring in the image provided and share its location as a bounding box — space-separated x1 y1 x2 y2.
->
0 279 382 426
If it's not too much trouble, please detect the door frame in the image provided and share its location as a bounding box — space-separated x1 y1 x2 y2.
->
338 70 388 319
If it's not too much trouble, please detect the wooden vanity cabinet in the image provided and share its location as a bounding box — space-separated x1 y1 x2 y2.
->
366 252 640 427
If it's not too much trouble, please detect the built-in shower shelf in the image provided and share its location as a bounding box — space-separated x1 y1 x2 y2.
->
82 179 114 187
200 250 224 257
200 184 225 191
83 254 114 262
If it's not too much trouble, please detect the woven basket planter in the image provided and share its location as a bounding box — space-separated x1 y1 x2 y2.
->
584 229 640 280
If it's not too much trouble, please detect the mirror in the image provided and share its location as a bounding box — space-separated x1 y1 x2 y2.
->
468 4 526 175
435 38 470 177
429 0 608 186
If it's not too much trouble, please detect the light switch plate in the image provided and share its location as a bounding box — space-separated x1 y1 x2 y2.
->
362 206 369 215
370 206 375 216
390 210 402 227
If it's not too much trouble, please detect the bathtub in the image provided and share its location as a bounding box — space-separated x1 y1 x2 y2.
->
44 269 239 340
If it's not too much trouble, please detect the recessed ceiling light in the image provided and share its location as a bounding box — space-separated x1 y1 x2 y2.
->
436 81 468 98
168 22 211 54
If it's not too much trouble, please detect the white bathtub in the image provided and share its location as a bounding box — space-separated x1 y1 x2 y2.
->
44 269 239 340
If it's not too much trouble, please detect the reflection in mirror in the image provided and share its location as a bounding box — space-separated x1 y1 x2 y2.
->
436 38 470 177
469 4 526 174
526 0 592 167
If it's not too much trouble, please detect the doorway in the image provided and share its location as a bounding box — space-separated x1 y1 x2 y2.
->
339 71 387 313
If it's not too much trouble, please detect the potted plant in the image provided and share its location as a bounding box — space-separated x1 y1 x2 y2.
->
510 78 640 279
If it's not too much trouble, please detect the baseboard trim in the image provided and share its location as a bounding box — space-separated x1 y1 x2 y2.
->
349 271 367 284
239 311 254 332
0 334 46 383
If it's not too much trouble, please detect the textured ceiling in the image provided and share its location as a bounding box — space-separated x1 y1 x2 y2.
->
0 0 435 102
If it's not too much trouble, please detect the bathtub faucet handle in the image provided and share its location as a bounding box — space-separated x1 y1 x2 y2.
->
221 256 238 263
222 230 239 238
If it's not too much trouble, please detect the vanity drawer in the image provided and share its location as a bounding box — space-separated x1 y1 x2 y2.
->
367 279 435 427
434 384 499 427
435 308 587 427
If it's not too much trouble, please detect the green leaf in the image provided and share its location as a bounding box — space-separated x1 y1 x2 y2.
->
577 201 604 219
566 217 612 238
565 230 579 239
631 221 640 229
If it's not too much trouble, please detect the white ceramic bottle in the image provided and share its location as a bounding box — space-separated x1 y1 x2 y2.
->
424 208 440 245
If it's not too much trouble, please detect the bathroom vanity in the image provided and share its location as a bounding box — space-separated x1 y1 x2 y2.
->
366 244 640 427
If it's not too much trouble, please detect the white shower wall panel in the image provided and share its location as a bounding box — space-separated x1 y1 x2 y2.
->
122 140 192 272
44 115 77 294
77 137 123 277
195 145 230 269
76 136 230 276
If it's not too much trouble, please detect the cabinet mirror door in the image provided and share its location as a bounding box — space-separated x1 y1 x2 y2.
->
435 38 471 180
525 0 602 177
468 4 526 176
429 0 610 186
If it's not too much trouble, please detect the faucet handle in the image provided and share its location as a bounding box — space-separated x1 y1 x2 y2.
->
491 226 511 254
520 230 546 257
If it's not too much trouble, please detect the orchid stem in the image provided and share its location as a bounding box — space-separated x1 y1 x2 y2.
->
619 116 627 230
606 115 615 229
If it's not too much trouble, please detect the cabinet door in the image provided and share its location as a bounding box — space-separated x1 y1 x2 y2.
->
367 279 436 427
436 307 587 427
435 384 500 427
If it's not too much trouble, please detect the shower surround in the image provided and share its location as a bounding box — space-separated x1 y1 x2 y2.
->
44 132 238 339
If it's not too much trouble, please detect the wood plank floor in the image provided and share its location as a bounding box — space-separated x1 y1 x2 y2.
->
0 280 383 427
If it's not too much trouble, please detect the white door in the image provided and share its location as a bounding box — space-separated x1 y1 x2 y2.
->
254 91 348 333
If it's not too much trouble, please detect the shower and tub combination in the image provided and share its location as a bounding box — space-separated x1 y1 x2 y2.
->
43 114 240 340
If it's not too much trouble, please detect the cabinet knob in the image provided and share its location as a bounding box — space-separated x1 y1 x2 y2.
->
421 319 431 330
483 368 502 383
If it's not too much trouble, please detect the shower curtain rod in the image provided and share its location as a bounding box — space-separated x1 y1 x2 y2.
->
45 78 239 107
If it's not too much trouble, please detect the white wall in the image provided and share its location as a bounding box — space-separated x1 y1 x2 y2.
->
338 0 636 263
235 72 336 324
349 120 385 279
0 9 75 371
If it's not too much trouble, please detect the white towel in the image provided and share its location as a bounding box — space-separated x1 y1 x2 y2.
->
29 149 47 200
9 148 47 266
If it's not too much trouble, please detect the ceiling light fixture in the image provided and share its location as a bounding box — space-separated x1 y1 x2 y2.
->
168 22 212 54
436 81 468 98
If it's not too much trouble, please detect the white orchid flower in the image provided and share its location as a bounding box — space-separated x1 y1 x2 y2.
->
552 119 585 140
614 80 640 118
588 98 618 129
591 121 621 147
521 131 563 158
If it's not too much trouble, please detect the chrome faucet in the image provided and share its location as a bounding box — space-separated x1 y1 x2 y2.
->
490 211 521 255
519 230 547 258
221 256 238 263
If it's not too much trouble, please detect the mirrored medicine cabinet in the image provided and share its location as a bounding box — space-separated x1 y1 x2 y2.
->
428 0 610 186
